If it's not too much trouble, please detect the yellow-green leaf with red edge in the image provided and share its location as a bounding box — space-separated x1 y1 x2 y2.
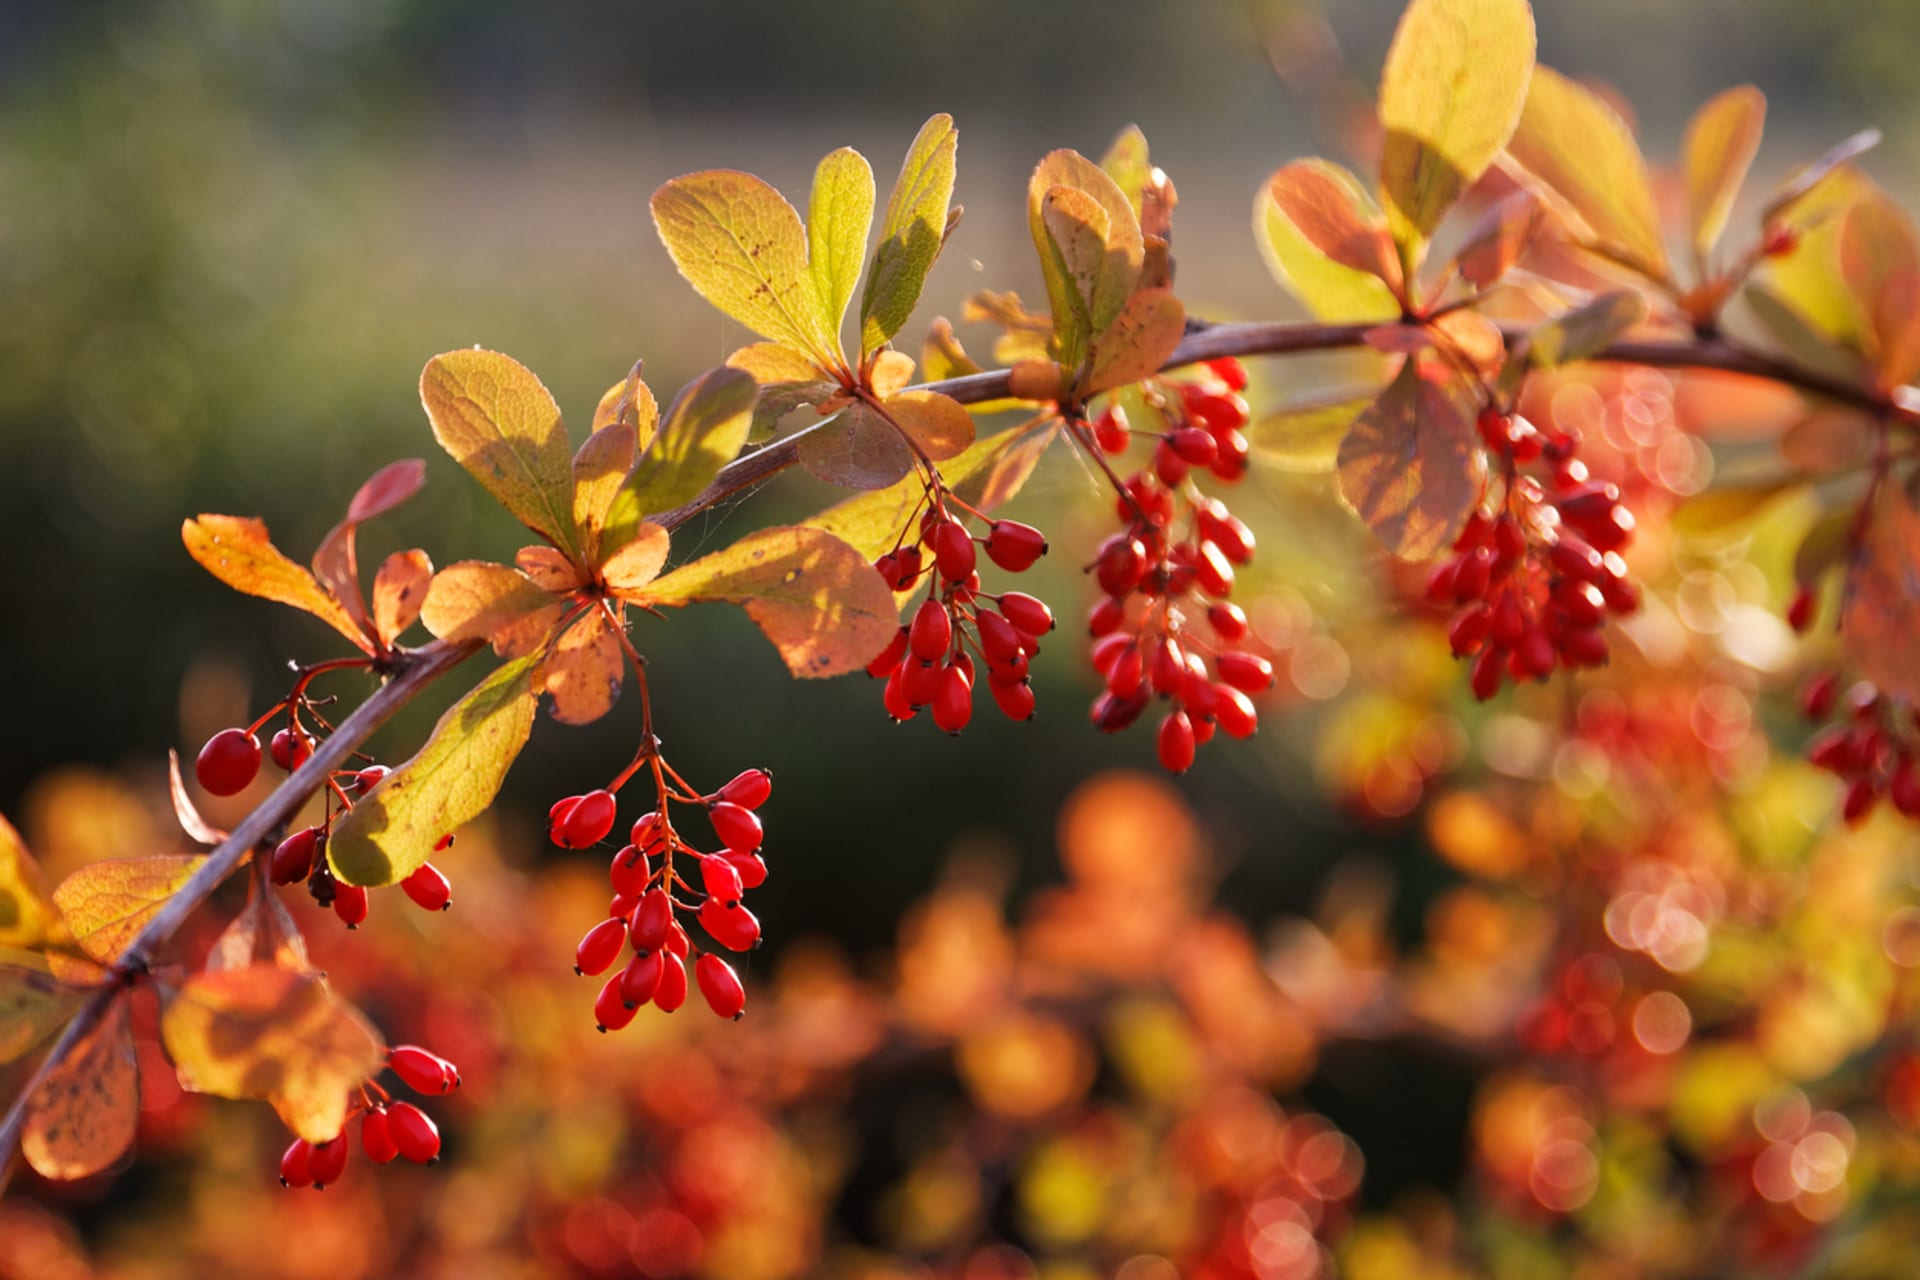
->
541 610 624 726
607 367 758 539
1502 65 1670 283
651 170 839 369
370 549 432 651
419 560 564 658
206 884 312 975
862 113 959 358
420 349 581 559
633 525 899 678
310 458 427 644
162 965 383 1144
22 994 137 1180
0 964 86 1063
1041 184 1140 341
1083 289 1186 395
52 855 203 969
1684 86 1766 259
1843 481 1920 704
1526 290 1649 368
1248 391 1381 475
1455 191 1546 289
1749 165 1875 361
326 653 540 888
1839 190 1920 388
1267 159 1404 288
0 814 65 952
591 362 661 440
1378 0 1536 256
1028 150 1142 369
1336 358 1486 560
1253 177 1401 323
808 146 875 354
182 516 368 653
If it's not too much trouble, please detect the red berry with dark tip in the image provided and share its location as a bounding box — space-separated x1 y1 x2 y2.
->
279 1139 314 1188
401 863 452 912
655 953 688 1012
696 953 747 1019
999 592 1055 637
629 888 672 953
595 972 638 1031
361 1107 399 1165
715 768 772 810
387 1102 440 1164
390 1045 458 1095
308 1135 348 1188
709 802 763 856
334 884 369 929
270 728 311 773
1158 711 1197 773
699 854 744 903
576 917 627 975
700 898 762 952
909 598 952 662
620 950 664 1007
196 728 261 796
984 521 1048 573
270 827 320 886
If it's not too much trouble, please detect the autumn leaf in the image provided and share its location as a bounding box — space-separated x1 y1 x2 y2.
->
884 390 974 461
727 342 842 443
1455 191 1545 289
542 610 624 726
1838 190 1920 388
601 524 672 597
610 366 758 529
1254 179 1401 323
182 515 367 652
516 545 583 593
807 146 876 351
370 550 432 651
326 654 540 887
862 113 959 357
0 814 65 952
1684 86 1766 258
591 362 661 441
1843 482 1920 704
420 348 581 559
1526 291 1648 368
1028 150 1142 368
205 884 312 975
162 965 383 1144
651 169 839 369
634 525 898 678
1040 183 1139 339
0 965 86 1063
166 751 227 847
1378 0 1536 255
1336 359 1484 559
1670 481 1800 538
22 994 137 1180
574 425 637 561
419 561 565 659
1749 165 1875 359
797 399 920 490
1099 124 1155 222
1247 392 1379 475
1083 289 1186 395
310 458 427 643
1266 160 1404 288
52 855 203 969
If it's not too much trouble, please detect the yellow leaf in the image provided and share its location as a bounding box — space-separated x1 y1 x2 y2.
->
0 964 85 1063
327 654 540 887
1083 289 1186 395
182 515 367 652
1378 0 1536 254
808 146 875 355
1336 359 1485 559
862 113 959 357
1253 180 1401 323
1683 86 1766 259
0 814 64 953
611 367 758 531
419 349 581 559
1750 165 1874 358
1670 482 1800 538
23 995 137 1180
1248 392 1379 475
162 965 384 1144
635 525 899 678
869 350 916 398
418 561 564 659
542 610 624 726
52 855 202 968
1502 65 1670 282
590 362 660 441
370 549 432 650
651 170 838 369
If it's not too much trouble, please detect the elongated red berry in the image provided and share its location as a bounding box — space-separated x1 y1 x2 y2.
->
716 768 773 810
361 1107 399 1165
1207 357 1249 391
655 953 688 1012
696 953 746 1019
308 1135 348 1188
196 728 261 796
271 827 320 886
401 863 452 912
999 592 1055 637
984 521 1048 573
930 519 977 582
620 949 664 1007
1212 686 1258 739
387 1102 440 1164
910 598 952 662
1158 711 1197 773
334 884 369 929
883 663 917 721
700 898 762 951
700 854 744 903
1207 602 1248 642
666 922 690 958
576 917 627 975
630 811 668 853
1094 405 1131 453
725 851 768 889
867 626 909 679
1096 536 1147 597
595 971 639 1031
709 803 764 856
1786 584 1817 633
1216 652 1275 694
550 790 617 849
390 1045 458 1095
629 888 672 953
270 728 312 772
609 845 648 897
989 678 1036 721
933 665 974 735
352 765 390 793
279 1138 314 1188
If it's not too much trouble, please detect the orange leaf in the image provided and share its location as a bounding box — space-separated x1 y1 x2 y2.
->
418 561 566 659
205 883 312 975
1266 160 1403 289
52 855 203 968
1336 359 1485 559
515 545 584 594
884 390 974 462
1683 86 1766 259
1454 191 1545 289
182 516 367 653
542 611 625 726
797 400 919 490
310 459 427 644
1839 191 1920 387
601 524 672 598
1083 288 1186 395
370 549 433 650
162 965 384 1144
22 994 138 1180
1843 482 1920 704
166 751 227 847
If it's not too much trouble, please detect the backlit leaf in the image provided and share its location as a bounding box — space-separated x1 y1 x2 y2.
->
1379 0 1535 256
652 170 837 368
541 610 624 726
1266 160 1403 288
418 561 564 659
1527 290 1648 368
0 814 65 952
1780 409 1874 475
0 965 84 1063
514 545 582 593
1503 65 1670 282
1041 184 1137 339
797 399 919 490
869 350 916 399
885 390 975 462
1839 190 1920 387
1684 86 1766 258
862 113 959 357
1336 359 1484 559
53 855 203 967
591 362 660 441
162 965 383 1144
1253 181 1401 322
1763 128 1881 226
1248 392 1379 474
182 515 367 652
22 995 136 1180
807 147 874 355
727 341 841 442
1750 165 1873 357
166 752 226 847
1670 481 1800 537
573 423 638 564
327 654 540 887
923 317 984 381
205 884 311 975
635 526 898 678
371 549 432 650
601 524 672 598
1099 125 1154 222
1083 288 1186 395
1028 150 1142 367
310 458 427 642
1455 191 1545 288
1843 481 1920 704
420 349 580 558
615 367 758 524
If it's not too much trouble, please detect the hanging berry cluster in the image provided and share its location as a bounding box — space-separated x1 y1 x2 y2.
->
1428 408 1640 700
1077 358 1274 773
864 477 1055 732
1798 670 1920 825
278 1044 457 1189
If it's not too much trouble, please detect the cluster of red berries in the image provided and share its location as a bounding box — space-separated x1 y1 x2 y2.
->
1428 410 1639 700
1079 359 1273 773
865 488 1054 732
277 1044 456 1188
1799 672 1920 825
558 765 774 1026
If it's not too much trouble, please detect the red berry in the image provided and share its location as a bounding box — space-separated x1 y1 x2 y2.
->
984 521 1048 573
700 854 745 903
389 1045 457 1095
401 863 451 912
1195 500 1255 564
882 663 918 722
930 519 977 582
867 626 909 680
1195 541 1235 598
1206 357 1249 391
595 972 639 1031
1186 391 1249 433
270 728 312 772
1787 584 1818 633
629 888 672 954
1208 602 1249 642
1892 759 1920 818
387 1102 440 1164
1211 686 1258 739
308 1135 348 1188
1216 652 1275 694
700 898 763 952
575 917 627 976
1844 777 1880 826
196 728 261 796
999 592 1055 637
990 678 1036 721
279 1139 314 1188
270 827 320 886
1470 647 1506 700
549 790 617 849
696 953 747 1019
1168 427 1217 466
655 953 689 1012
1089 596 1126 636
361 1108 399 1165
1094 405 1131 453
334 884 369 929
609 845 649 897
1158 711 1196 773
909 598 952 662
726 851 769 889
352 765 391 793
716 769 772 810
620 950 664 1007
933 664 974 734
709 802 764 856
1096 536 1148 597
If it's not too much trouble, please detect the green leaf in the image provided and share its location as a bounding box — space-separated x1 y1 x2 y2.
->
1527 290 1648 368
419 349 580 560
1683 86 1766 259
1379 0 1536 255
1099 125 1154 222
1041 184 1138 339
1336 359 1484 559
1028 150 1142 369
634 525 899 678
327 654 540 887
1502 65 1670 282
861 113 959 357
1253 178 1402 323
651 170 838 368
610 367 757 538
1248 392 1379 474
807 147 875 354
1083 288 1186 395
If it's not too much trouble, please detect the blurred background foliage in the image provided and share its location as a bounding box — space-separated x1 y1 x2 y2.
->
7 1 1920 1277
